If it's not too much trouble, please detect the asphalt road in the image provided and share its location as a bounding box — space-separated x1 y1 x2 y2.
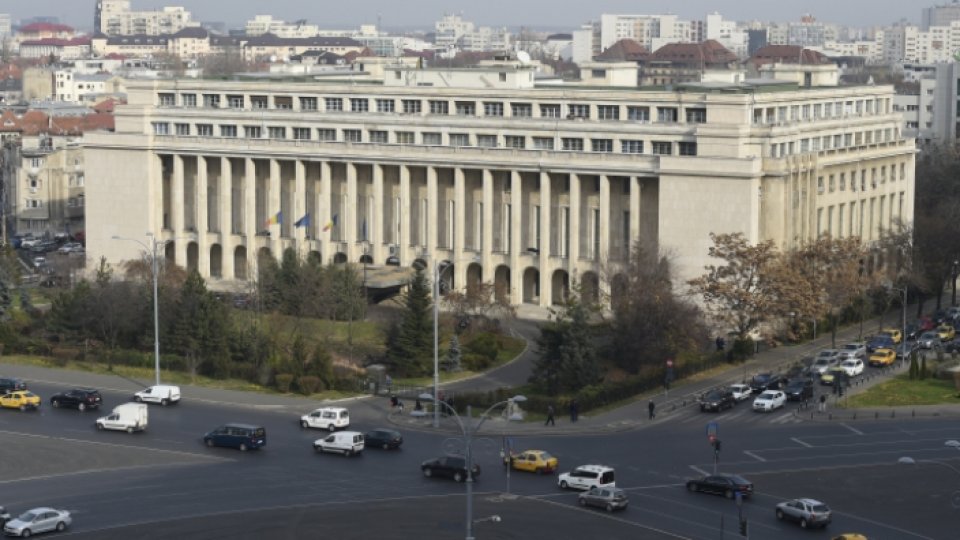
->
1 375 958 539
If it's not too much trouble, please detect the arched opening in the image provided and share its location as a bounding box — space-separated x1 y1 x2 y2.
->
438 261 454 294
581 271 600 306
164 241 175 265
466 263 483 291
307 250 322 266
209 244 222 278
233 246 248 280
186 242 199 274
494 265 511 304
333 252 347 264
359 254 374 264
412 258 427 271
257 247 273 267
551 269 569 305
522 267 540 304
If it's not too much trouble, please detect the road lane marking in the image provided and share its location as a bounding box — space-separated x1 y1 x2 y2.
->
769 412 794 424
743 450 767 462
840 423 865 435
689 465 709 476
0 462 212 486
0 429 228 461
791 437 813 448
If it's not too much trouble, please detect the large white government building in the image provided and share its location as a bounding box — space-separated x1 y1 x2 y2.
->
84 62 915 307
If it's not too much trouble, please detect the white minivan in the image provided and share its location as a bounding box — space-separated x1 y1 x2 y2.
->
96 403 148 433
134 385 181 406
313 431 364 456
300 407 350 431
558 465 616 491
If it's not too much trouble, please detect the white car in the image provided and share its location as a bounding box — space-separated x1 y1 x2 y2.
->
729 384 752 402
133 385 181 406
300 407 350 431
3 507 71 537
96 403 148 433
558 465 616 491
752 390 786 412
837 342 866 360
809 356 839 376
313 431 364 456
839 358 864 377
57 242 83 254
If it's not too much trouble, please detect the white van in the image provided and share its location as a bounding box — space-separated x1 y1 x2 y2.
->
300 407 350 431
96 403 148 433
313 431 364 456
558 465 616 491
133 385 181 406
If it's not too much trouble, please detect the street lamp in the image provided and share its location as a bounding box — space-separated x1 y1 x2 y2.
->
952 259 959 307
889 285 907 365
432 259 454 428
112 233 170 386
420 393 526 540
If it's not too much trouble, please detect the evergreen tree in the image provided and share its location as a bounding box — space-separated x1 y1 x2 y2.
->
531 295 602 395
388 267 433 375
443 335 462 371
170 270 230 379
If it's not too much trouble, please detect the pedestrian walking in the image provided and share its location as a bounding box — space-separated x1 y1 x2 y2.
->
819 393 827 413
397 399 404 415
648 399 656 420
545 404 556 426
569 399 579 423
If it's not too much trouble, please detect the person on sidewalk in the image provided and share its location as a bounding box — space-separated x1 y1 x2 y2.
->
397 399 404 415
648 400 656 420
819 393 827 413
569 399 579 423
545 404 556 426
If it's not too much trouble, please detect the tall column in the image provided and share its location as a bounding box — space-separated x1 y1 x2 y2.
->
172 154 186 268
454 168 467 289
399 165 411 265
426 166 438 257
219 157 234 280
345 162 358 261
294 160 306 251
509 171 522 305
243 158 256 276
598 174 611 300
481 169 494 281
319 161 331 264
539 171 552 307
268 159 281 257
569 173 581 271
196 156 209 277
372 163 385 263
629 176 641 256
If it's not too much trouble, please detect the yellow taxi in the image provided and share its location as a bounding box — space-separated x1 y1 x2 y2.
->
937 324 956 342
832 535 868 540
820 366 845 385
505 450 559 474
0 391 41 411
880 328 902 344
868 348 896 367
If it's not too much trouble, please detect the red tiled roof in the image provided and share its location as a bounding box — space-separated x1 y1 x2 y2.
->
748 45 830 67
18 22 75 34
596 39 649 62
0 110 21 133
93 98 118 113
6 110 114 136
650 40 738 67
20 37 91 47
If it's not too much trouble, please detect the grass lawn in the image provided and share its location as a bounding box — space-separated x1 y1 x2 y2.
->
845 374 960 408
0 354 356 401
393 334 527 387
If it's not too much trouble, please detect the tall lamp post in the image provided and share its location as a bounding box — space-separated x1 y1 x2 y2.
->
890 285 907 364
952 259 959 307
113 233 169 386
433 259 454 428
420 393 525 540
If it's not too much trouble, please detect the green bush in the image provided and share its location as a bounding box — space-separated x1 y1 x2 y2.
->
462 353 492 371
464 333 500 365
275 373 294 393
298 375 323 395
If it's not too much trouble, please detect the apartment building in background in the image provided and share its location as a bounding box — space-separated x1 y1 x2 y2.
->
95 0 198 36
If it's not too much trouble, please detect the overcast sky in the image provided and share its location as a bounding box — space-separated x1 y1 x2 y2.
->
7 1 918 31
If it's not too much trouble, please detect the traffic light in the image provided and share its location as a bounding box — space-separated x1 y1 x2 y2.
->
739 518 748 536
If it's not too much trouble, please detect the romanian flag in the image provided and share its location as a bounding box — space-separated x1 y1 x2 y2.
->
294 213 311 228
265 211 282 227
322 214 338 232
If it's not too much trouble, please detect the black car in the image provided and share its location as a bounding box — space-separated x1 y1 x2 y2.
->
364 428 403 450
686 474 754 499
783 379 814 401
0 378 27 394
750 373 785 393
421 456 480 482
904 323 921 341
699 389 736 412
866 335 895 353
50 388 103 411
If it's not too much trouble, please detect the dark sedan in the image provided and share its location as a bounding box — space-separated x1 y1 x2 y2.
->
699 389 735 412
421 456 480 483
364 428 403 450
686 474 754 499
749 373 785 393
50 388 103 411
783 379 814 401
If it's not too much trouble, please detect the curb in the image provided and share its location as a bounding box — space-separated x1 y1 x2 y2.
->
381 410 648 437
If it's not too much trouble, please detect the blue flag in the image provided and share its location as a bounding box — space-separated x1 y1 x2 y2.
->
294 213 311 228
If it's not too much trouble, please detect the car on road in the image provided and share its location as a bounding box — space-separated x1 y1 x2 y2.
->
2 507 71 537
866 335 895 354
0 506 9 527
749 373 786 393
56 242 83 254
784 378 814 401
0 391 41 411
699 389 736 412
837 342 866 360
313 431 364 456
937 324 956 342
578 487 628 512
505 450 558 474
868 348 896 367
363 428 403 450
904 323 921 341
814 349 840 365
300 407 350 431
917 331 942 350
879 328 902 344
686 474 753 499
839 358 864 377
133 385 180 405
96 403 148 433
775 498 832 529
203 423 266 451
0 378 27 394
820 366 846 386
810 355 840 376
752 390 786 412
831 535 868 540
558 465 615 491
49 388 102 411
421 456 480 482
895 340 920 359
728 384 752 402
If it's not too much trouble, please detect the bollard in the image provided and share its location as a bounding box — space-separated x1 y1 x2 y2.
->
912 409 915 417
875 411 879 419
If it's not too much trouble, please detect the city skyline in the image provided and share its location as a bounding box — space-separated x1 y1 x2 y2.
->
6 0 925 32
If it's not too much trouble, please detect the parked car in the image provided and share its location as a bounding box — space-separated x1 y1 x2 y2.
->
728 384 752 402
558 465 616 491
896 340 921 359
49 388 102 411
686 474 753 499
578 487 628 512
96 403 148 433
0 391 41 411
363 428 403 450
752 390 786 412
32 256 47 269
866 335 895 354
300 407 350 431
837 342 867 360
505 450 558 474
868 348 896 367
699 389 736 412
839 358 865 377
2 507 71 537
0 378 27 394
29 241 58 254
784 379 814 401
133 385 180 405
917 331 942 350
313 431 364 456
56 242 83 254
203 423 266 451
421 456 480 482
18 237 39 250
775 498 832 529
749 373 785 393
937 324 956 342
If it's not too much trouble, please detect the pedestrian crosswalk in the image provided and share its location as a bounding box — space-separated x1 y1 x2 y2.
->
673 407 806 426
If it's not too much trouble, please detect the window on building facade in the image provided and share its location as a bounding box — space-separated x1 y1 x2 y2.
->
840 172 846 191
244 126 261 138
532 137 554 150
628 106 650 122
505 135 525 149
175 123 190 136
685 108 706 123
423 132 442 145
274 96 292 109
25 199 42 209
343 129 362 142
483 102 504 116
813 103 822 118
293 127 311 140
197 124 213 137
428 100 448 114
376 99 395 113
679 142 698 156
267 126 285 139
395 131 415 144
181 93 197 107
598 105 620 120
652 141 673 155
299 97 318 110
402 99 422 114
227 95 244 109
152 122 170 135
456 101 476 116
622 140 644 154
220 125 237 137
249 95 268 109
202 94 220 108
477 135 498 147
350 98 369 112
369 130 388 143
326 97 343 111
591 139 613 152
511 103 532 117
568 104 590 118
540 104 561 118
317 128 336 141
158 93 175 106
561 138 584 151
449 133 470 146
657 107 678 123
